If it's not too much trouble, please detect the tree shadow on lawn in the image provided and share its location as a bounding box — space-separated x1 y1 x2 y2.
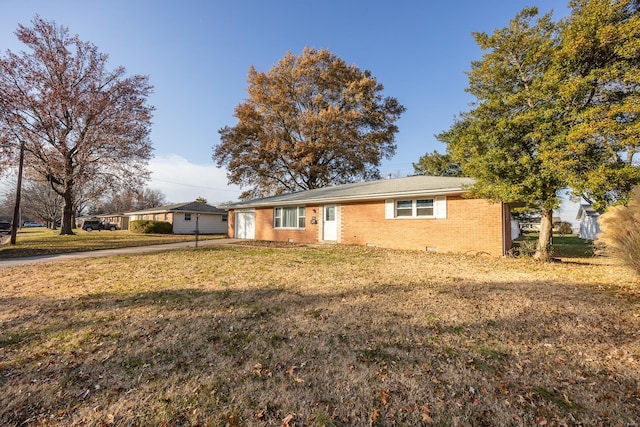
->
1 281 639 426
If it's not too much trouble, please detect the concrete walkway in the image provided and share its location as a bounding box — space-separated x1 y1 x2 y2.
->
0 238 235 268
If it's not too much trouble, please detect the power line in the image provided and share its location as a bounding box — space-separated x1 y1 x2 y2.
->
149 178 240 193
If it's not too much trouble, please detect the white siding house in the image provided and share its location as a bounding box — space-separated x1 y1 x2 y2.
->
125 201 228 235
171 211 228 234
576 204 601 240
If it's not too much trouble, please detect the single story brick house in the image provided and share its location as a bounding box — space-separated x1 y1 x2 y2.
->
125 201 228 235
224 176 514 256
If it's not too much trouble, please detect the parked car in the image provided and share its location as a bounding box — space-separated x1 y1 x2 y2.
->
0 221 11 234
81 219 119 231
23 221 44 227
102 222 120 231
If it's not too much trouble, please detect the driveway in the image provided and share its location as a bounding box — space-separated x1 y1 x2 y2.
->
0 238 235 268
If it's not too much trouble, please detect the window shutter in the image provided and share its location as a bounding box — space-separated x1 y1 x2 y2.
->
434 196 447 219
385 199 394 219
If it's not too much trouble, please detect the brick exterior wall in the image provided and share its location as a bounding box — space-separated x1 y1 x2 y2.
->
131 212 174 223
340 197 509 256
227 212 235 238
255 205 320 242
228 197 511 256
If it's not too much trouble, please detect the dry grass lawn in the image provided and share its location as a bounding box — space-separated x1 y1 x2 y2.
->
1 244 638 426
0 228 222 259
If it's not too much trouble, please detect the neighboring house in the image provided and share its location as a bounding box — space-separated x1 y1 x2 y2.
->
576 204 601 240
223 175 514 256
125 201 228 234
96 213 130 230
75 216 93 228
511 218 521 240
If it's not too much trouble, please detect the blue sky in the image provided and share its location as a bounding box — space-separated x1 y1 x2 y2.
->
1 0 570 205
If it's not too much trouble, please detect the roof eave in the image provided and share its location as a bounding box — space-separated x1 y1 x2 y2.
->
227 188 469 209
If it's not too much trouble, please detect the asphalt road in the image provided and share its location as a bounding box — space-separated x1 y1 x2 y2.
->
0 238 235 268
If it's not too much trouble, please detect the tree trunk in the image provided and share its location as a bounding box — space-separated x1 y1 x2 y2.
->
535 208 553 261
59 186 75 235
9 140 25 245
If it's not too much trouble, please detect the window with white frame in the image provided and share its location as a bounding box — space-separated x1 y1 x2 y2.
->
395 200 413 217
389 198 442 218
274 206 306 228
184 213 192 221
416 199 434 216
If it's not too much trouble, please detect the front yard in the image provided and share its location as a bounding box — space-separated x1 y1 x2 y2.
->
1 244 638 426
0 227 223 258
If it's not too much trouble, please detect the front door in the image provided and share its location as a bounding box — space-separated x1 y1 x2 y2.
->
323 205 337 241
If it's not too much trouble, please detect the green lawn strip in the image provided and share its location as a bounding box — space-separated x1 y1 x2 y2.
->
514 232 595 258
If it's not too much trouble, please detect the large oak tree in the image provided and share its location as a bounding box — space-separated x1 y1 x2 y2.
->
0 17 154 235
213 47 405 200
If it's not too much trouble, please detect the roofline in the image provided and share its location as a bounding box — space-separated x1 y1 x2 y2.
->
124 209 226 215
225 187 469 209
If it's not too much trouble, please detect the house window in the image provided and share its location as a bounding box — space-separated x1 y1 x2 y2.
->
164 213 168 221
416 199 434 217
185 213 192 221
274 206 306 229
394 199 436 218
137 215 143 220
395 200 413 217
153 214 158 221
222 214 228 222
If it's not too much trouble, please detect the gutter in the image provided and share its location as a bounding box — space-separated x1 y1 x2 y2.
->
224 187 470 209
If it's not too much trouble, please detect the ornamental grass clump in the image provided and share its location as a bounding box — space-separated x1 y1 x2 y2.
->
597 186 640 275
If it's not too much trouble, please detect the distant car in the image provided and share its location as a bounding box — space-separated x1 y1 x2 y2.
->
0 221 11 234
81 219 119 231
102 222 120 231
23 221 45 227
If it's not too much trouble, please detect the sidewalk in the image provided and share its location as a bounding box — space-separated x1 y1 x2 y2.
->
0 238 235 268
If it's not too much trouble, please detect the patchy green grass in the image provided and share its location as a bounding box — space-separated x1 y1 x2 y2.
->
514 232 596 258
0 227 224 258
0 245 638 426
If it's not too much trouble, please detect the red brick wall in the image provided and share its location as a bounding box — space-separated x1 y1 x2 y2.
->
133 212 174 223
228 197 511 256
254 205 320 243
339 197 508 256
227 212 235 238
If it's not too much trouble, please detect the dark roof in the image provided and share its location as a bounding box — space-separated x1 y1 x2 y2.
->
124 201 226 215
225 175 476 209
576 204 599 219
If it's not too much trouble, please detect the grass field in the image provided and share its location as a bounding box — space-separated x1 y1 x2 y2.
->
1 242 638 426
0 228 223 259
513 233 596 259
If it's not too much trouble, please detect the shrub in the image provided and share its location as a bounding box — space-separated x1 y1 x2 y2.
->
510 236 539 258
597 186 640 275
557 222 573 235
129 220 173 234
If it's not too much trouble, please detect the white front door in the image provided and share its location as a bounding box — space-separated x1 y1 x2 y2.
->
323 205 337 241
235 211 255 239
